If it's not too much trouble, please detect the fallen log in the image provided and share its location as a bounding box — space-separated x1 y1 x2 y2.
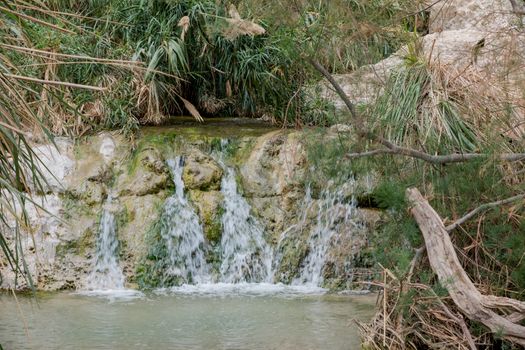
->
406 187 525 347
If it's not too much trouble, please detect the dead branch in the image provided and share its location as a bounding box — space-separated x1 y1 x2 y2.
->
509 0 525 15
309 60 525 165
407 187 525 346
0 5 75 34
446 193 525 232
4 74 107 91
309 59 358 120
346 146 525 164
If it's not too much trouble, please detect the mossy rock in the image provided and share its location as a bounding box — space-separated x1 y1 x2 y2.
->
116 147 170 196
182 149 223 191
273 228 310 284
56 227 94 257
188 190 224 245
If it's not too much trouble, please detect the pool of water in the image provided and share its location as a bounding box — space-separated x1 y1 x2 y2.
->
141 117 278 138
0 287 375 350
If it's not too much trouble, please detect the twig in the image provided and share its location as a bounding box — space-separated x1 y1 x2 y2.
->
509 0 525 15
309 59 525 166
446 193 525 232
0 44 143 65
383 270 387 348
0 5 75 34
12 3 131 26
4 74 107 91
347 146 525 164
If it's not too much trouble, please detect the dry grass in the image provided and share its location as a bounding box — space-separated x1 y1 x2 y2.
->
357 266 492 350
222 4 266 40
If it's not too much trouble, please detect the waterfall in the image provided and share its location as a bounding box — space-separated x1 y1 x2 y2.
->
219 166 273 283
87 194 125 290
160 157 209 285
292 182 358 286
271 185 313 276
203 139 273 283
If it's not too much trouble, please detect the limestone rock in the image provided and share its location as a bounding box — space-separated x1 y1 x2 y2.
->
70 181 107 206
116 148 169 196
428 0 517 33
240 131 308 238
99 134 116 163
241 131 306 198
31 138 75 194
317 54 404 110
118 193 167 279
329 124 353 133
318 0 525 130
182 149 223 191
188 190 224 244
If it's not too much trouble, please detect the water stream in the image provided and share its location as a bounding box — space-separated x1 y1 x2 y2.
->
292 182 358 286
219 165 273 283
86 194 125 290
159 157 210 284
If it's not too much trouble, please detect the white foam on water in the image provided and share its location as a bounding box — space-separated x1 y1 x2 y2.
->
219 166 273 283
75 289 144 302
155 282 326 297
86 194 125 290
159 156 210 284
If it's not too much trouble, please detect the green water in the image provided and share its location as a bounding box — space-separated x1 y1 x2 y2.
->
141 117 278 138
0 291 374 350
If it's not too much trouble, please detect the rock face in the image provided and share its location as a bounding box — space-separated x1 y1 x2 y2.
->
116 147 170 197
320 0 525 138
0 128 377 291
31 138 75 194
182 149 223 191
240 131 307 240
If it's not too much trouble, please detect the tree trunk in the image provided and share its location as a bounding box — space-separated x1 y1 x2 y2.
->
406 187 525 347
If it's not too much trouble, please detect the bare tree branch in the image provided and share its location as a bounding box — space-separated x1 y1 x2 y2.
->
4 74 107 91
509 0 525 15
446 193 525 232
407 187 525 347
309 60 525 165
346 146 525 164
309 59 358 119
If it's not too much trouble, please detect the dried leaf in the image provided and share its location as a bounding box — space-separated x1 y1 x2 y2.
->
181 97 204 122
226 80 232 97
228 4 241 20
178 16 190 41
222 4 265 40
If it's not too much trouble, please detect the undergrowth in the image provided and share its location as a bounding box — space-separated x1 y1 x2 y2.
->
1 0 422 136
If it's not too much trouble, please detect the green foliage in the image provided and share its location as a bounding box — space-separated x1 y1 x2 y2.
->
303 129 355 186
135 216 172 289
1 0 424 136
242 0 420 73
372 181 406 211
371 214 422 277
373 64 478 153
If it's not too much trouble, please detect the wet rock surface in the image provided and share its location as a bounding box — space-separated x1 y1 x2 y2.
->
0 128 378 291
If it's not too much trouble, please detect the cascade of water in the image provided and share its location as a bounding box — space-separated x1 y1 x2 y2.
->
213 140 273 283
292 182 358 286
271 185 313 276
87 194 125 290
160 157 209 285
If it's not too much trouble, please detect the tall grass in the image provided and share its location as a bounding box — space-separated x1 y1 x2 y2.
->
373 63 482 153
2 0 423 134
0 2 59 288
